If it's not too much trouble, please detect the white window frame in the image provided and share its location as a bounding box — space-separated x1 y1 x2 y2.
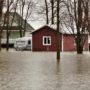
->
43 36 51 45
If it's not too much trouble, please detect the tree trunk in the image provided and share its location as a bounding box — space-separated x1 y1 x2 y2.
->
20 27 22 37
77 0 83 54
57 0 60 60
23 19 26 36
6 30 9 51
51 0 54 24
0 0 3 17
0 0 4 51
19 20 22 37
77 28 83 54
45 0 49 24
6 0 9 51
0 34 1 51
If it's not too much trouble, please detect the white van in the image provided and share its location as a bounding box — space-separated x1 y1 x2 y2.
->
14 37 32 51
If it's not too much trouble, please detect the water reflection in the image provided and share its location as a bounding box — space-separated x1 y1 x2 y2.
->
76 59 83 74
56 60 60 75
55 60 62 90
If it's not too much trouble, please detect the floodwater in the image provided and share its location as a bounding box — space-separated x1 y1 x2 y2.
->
0 49 90 90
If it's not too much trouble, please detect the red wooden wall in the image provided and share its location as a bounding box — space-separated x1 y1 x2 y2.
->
63 35 76 51
32 26 62 51
63 34 88 51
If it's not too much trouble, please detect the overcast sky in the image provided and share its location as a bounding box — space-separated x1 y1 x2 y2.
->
28 0 46 29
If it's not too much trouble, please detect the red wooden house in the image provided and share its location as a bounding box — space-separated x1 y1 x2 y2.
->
31 25 88 51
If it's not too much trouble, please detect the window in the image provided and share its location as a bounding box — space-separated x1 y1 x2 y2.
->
74 36 85 45
43 36 51 45
74 36 77 45
28 40 31 44
82 37 85 44
16 41 25 45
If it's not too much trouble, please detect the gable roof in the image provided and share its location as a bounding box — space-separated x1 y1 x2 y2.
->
9 12 34 30
31 25 63 34
0 12 34 30
31 25 89 35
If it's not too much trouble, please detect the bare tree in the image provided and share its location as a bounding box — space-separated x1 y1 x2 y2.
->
0 0 3 18
45 0 49 24
17 0 34 37
57 0 60 60
6 0 19 51
4 0 17 51
0 0 3 51
36 0 56 25
62 0 89 54
51 0 54 24
23 0 34 36
35 0 61 59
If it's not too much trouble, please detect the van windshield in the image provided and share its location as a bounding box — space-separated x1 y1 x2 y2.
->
16 41 25 45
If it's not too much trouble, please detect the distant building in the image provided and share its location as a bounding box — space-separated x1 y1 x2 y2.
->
31 25 88 51
0 12 34 46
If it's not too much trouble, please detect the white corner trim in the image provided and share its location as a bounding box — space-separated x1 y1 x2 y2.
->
88 35 89 51
62 34 63 52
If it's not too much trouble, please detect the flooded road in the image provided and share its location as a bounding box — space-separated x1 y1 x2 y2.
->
0 49 90 90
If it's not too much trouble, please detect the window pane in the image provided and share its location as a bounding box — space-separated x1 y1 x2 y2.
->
44 38 46 44
48 38 50 44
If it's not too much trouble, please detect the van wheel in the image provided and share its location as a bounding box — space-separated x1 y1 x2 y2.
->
16 48 19 51
16 49 17 51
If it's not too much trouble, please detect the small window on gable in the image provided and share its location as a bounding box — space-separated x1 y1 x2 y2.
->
43 36 51 45
28 40 31 44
